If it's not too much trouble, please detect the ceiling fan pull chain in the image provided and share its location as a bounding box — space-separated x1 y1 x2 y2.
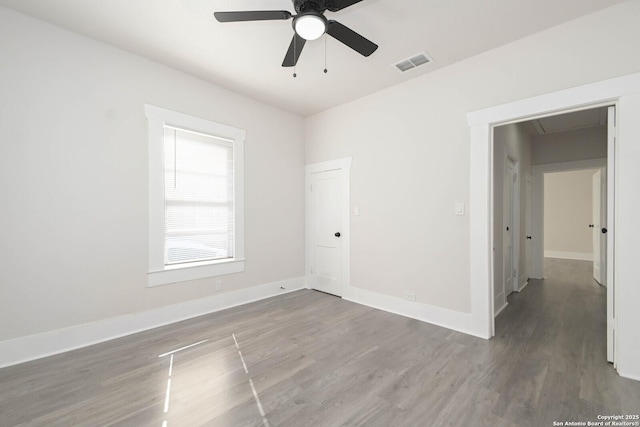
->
293 35 297 78
324 34 328 74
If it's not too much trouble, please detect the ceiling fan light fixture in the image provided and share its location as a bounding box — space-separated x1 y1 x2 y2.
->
294 13 327 40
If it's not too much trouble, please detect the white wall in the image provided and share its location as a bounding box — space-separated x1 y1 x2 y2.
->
533 126 607 165
0 7 305 343
544 169 598 259
493 123 532 312
305 1 640 317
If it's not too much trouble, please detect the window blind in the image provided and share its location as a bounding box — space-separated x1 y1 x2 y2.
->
163 126 234 265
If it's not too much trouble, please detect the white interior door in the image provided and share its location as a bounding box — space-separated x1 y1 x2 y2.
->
503 158 515 297
310 169 343 296
592 169 604 285
525 175 532 283
606 106 615 364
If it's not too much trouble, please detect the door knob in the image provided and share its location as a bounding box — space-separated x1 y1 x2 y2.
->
589 224 594 228
334 232 341 237
602 228 608 234
526 236 532 240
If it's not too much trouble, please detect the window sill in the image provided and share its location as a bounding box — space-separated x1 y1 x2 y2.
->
148 258 245 287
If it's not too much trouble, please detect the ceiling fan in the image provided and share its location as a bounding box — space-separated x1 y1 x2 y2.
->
214 0 378 67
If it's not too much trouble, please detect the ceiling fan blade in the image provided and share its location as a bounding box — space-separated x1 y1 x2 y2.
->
327 0 363 12
326 20 378 57
214 10 292 23
282 34 306 67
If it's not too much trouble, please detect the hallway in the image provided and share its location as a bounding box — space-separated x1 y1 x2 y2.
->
493 258 640 423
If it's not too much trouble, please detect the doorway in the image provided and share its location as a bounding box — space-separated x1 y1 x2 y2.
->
493 105 615 364
542 168 604 265
468 72 640 378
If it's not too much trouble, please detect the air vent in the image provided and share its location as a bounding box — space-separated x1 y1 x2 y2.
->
393 52 433 73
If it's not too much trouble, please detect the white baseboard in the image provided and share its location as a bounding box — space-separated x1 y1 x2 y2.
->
517 274 529 292
544 251 593 261
0 277 306 369
341 286 481 338
618 369 640 382
494 301 509 317
517 280 529 293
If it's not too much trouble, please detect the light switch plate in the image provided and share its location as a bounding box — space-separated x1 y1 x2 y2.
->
455 202 465 216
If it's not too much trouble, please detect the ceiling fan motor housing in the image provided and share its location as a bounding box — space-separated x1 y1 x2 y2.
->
294 0 328 14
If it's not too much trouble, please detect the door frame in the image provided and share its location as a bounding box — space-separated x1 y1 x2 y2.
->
495 155 519 316
592 168 606 285
605 105 616 365
524 173 533 289
466 72 640 350
507 156 521 296
530 158 607 279
305 157 352 296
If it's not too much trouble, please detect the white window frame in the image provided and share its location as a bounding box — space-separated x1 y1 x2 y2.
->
145 104 245 287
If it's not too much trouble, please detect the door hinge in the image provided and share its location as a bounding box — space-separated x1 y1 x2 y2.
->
513 172 517 183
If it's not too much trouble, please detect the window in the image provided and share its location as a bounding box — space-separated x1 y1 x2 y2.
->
145 105 245 287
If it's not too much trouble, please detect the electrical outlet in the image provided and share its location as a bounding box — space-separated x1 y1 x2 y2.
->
404 292 416 302
215 280 222 291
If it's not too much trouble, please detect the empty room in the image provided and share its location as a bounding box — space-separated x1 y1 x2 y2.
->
1 1 640 426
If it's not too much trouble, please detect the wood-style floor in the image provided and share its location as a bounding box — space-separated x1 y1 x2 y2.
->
1 259 639 426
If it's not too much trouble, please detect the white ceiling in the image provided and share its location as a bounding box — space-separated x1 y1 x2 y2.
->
0 0 627 116
516 106 608 136
533 107 608 134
